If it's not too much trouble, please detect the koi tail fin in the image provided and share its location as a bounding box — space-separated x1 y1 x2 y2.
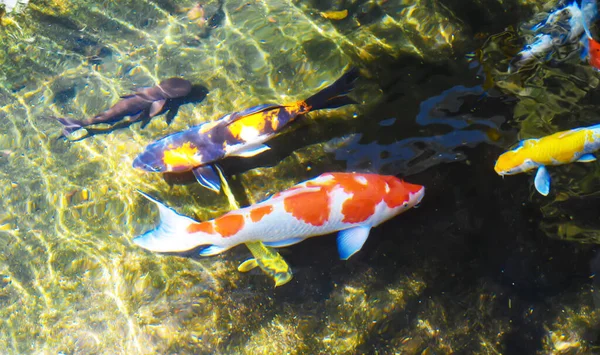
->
582 0 598 39
54 117 84 136
581 35 590 61
577 0 600 69
133 191 212 253
304 67 359 111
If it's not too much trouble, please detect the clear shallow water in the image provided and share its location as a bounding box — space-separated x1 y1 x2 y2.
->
0 0 599 353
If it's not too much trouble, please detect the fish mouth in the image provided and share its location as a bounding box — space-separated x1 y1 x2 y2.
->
407 187 426 208
132 157 162 172
132 157 145 170
495 169 515 176
414 187 426 205
493 164 509 176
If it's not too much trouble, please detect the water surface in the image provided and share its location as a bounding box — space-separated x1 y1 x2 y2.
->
0 0 598 353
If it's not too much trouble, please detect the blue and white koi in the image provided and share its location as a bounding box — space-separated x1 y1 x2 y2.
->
133 68 359 192
134 172 424 261
509 0 600 71
494 123 600 195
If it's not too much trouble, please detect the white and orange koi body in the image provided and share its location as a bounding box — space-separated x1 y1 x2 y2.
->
494 124 600 196
134 172 425 260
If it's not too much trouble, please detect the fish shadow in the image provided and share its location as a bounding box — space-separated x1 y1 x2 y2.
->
60 84 209 142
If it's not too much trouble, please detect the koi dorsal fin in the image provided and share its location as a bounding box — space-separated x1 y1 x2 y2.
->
558 128 586 139
226 104 282 124
267 185 323 201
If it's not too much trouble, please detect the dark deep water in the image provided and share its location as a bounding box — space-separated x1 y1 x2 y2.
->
255 54 600 353
239 6 600 352
1 0 600 353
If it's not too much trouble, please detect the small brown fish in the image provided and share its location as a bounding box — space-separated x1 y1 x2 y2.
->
54 78 192 136
187 3 205 21
187 3 207 27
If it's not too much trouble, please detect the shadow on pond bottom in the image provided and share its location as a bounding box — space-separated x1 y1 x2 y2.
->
249 147 599 354
182 53 600 353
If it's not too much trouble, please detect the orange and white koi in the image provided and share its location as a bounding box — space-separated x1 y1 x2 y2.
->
494 123 600 195
134 172 424 260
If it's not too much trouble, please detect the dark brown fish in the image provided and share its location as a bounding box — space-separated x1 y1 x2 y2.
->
55 77 192 136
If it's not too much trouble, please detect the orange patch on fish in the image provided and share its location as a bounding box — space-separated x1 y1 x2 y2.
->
187 221 216 234
315 173 419 222
263 109 280 123
214 214 245 238
283 189 330 226
335 174 387 223
162 142 199 168
280 173 419 226
250 205 273 222
284 101 310 116
589 38 600 70
227 112 267 140
382 177 420 209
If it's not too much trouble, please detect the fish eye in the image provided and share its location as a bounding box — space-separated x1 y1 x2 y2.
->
403 202 409 208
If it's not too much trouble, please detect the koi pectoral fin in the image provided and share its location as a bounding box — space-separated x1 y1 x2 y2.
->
262 237 304 248
577 153 597 163
135 110 153 129
238 258 259 272
534 165 551 196
149 99 167 117
55 117 84 135
238 257 293 287
243 241 294 287
193 165 222 193
337 225 372 260
199 245 228 256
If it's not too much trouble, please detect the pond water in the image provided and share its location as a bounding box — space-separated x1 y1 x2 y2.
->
0 0 599 353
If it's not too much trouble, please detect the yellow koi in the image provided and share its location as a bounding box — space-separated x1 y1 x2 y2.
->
494 124 600 196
